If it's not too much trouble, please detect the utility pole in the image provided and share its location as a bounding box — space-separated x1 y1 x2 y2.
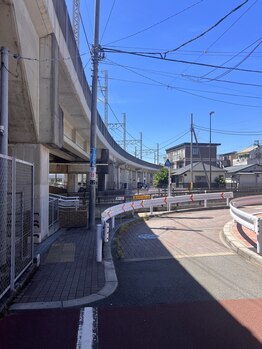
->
192 125 210 188
89 0 100 231
190 113 193 191
209 111 215 190
157 143 159 164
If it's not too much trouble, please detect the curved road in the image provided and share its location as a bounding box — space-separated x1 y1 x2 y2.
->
94 208 262 348
1 208 262 348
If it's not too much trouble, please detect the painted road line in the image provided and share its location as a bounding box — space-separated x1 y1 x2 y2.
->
76 307 97 349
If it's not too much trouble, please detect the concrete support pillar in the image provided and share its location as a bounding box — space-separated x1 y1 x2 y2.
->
107 163 115 190
67 174 78 193
117 166 121 189
9 144 49 242
39 34 63 148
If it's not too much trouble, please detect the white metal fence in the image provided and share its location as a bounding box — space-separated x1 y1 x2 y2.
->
0 154 34 300
230 196 262 255
49 194 80 210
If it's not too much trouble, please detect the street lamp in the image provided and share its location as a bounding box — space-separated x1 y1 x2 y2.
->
209 111 215 190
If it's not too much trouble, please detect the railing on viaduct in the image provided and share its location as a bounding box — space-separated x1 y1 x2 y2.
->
52 0 159 170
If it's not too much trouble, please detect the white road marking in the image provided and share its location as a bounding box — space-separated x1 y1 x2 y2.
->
76 307 95 349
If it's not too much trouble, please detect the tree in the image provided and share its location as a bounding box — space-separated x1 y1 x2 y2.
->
215 175 226 187
153 167 169 187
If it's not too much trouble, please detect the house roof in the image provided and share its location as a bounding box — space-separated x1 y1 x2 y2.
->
225 163 262 174
237 145 258 155
171 162 225 176
219 151 237 156
166 142 221 152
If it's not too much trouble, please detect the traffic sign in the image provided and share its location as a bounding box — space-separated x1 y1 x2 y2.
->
164 159 172 168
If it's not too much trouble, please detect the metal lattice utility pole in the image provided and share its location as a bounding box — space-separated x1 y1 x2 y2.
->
89 0 100 231
140 132 142 159
103 70 108 128
73 0 80 47
123 113 126 150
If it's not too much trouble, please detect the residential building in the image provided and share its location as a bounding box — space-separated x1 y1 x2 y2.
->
171 162 225 189
232 145 258 166
218 151 237 167
166 142 221 170
225 163 262 189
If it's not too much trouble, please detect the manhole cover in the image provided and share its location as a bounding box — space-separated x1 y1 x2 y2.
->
138 233 159 240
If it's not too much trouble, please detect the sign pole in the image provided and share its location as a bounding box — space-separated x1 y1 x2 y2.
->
89 0 100 231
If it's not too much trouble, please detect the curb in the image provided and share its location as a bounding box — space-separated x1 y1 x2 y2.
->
223 220 262 267
10 228 119 311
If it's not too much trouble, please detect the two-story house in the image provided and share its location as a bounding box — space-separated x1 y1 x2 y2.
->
166 142 221 169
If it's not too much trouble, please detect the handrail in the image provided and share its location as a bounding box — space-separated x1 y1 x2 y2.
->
230 198 262 255
49 194 80 210
51 0 160 171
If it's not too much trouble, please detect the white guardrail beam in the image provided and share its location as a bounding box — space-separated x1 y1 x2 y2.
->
96 191 234 262
230 200 261 255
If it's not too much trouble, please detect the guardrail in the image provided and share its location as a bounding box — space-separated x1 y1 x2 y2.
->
96 191 234 261
49 194 80 210
230 197 262 255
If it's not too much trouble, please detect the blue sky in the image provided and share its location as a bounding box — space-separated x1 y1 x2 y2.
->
66 0 262 163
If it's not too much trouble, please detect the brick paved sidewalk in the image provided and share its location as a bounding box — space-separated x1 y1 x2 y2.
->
12 227 105 304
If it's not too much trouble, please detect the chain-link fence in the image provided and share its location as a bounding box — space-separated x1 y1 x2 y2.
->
0 154 34 300
49 197 59 235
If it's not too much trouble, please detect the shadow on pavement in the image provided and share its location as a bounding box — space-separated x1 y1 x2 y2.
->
92 219 262 348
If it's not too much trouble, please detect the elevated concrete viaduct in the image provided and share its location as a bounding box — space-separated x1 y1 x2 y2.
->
0 0 159 241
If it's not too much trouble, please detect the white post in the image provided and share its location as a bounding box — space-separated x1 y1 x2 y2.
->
168 167 171 197
257 219 262 255
150 203 153 215
204 190 207 208
96 224 103 262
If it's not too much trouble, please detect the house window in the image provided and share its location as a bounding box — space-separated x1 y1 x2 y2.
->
195 176 206 182
192 147 199 155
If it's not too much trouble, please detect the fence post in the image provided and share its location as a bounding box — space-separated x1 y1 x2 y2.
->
257 218 262 255
10 157 16 291
150 202 153 215
96 224 103 262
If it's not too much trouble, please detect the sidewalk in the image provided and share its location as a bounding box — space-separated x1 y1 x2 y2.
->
223 220 262 266
10 226 117 310
9 209 262 311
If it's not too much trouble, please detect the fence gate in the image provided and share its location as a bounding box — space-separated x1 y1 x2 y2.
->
0 154 34 300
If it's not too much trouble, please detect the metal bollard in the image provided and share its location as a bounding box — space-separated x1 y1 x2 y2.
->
96 224 103 262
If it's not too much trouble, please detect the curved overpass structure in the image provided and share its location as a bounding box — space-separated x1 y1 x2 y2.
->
0 0 160 240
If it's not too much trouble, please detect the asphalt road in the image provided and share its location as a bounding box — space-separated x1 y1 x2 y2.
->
1 208 262 348
93 208 262 348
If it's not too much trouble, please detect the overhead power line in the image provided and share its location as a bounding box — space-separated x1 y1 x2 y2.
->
105 0 204 46
102 48 262 74
163 0 249 56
